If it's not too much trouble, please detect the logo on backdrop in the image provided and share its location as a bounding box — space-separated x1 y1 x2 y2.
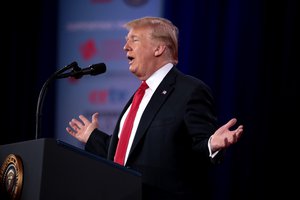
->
0 154 23 200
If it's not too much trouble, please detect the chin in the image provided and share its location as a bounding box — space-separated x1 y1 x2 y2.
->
129 66 136 73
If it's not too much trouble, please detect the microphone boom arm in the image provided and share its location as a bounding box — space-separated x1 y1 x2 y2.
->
35 61 78 139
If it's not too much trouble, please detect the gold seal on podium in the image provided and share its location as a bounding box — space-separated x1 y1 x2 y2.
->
0 154 23 200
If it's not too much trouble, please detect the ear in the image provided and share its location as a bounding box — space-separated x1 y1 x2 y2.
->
154 45 166 56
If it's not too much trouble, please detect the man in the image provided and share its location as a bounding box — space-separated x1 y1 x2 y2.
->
66 16 243 200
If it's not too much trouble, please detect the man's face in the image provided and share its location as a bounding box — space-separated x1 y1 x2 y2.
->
123 27 159 80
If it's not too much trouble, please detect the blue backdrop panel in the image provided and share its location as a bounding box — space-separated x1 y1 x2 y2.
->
55 0 164 148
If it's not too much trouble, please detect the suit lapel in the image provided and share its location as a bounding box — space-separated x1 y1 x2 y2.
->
128 67 179 156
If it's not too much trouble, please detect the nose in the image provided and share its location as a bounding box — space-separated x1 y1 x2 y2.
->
123 42 131 51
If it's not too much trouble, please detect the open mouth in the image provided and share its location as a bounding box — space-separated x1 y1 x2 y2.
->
128 56 134 64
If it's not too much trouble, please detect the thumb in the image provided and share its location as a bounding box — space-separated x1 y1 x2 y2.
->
91 112 99 123
224 118 237 129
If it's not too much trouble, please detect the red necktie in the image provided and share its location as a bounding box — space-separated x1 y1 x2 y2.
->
114 81 149 165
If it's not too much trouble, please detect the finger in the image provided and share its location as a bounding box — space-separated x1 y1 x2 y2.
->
69 119 82 132
236 125 244 137
71 118 84 128
235 125 243 133
78 115 90 125
237 125 243 132
92 112 99 123
232 125 243 141
66 127 76 137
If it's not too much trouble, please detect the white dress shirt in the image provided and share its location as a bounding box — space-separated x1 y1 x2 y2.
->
117 63 174 164
117 63 217 164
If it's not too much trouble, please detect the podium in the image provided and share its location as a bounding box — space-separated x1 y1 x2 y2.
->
0 138 142 200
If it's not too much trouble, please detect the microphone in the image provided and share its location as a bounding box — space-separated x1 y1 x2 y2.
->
35 61 105 140
56 63 106 79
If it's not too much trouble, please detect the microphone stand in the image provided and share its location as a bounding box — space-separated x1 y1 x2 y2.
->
35 61 78 139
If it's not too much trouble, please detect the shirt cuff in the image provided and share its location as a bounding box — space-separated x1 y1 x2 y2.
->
208 136 219 158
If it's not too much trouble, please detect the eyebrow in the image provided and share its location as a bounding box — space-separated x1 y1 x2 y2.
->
125 35 139 40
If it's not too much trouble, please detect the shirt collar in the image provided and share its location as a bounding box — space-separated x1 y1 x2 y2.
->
145 63 173 92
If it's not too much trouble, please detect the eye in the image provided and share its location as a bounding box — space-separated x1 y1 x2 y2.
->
132 36 139 42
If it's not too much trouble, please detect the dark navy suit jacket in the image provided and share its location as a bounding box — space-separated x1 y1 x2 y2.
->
86 67 219 200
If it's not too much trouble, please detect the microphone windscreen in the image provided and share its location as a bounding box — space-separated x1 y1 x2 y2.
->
91 63 106 75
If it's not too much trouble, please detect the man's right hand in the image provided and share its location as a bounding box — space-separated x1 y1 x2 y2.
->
66 112 99 143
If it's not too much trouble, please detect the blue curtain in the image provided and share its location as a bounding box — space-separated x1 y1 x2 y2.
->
163 0 298 199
